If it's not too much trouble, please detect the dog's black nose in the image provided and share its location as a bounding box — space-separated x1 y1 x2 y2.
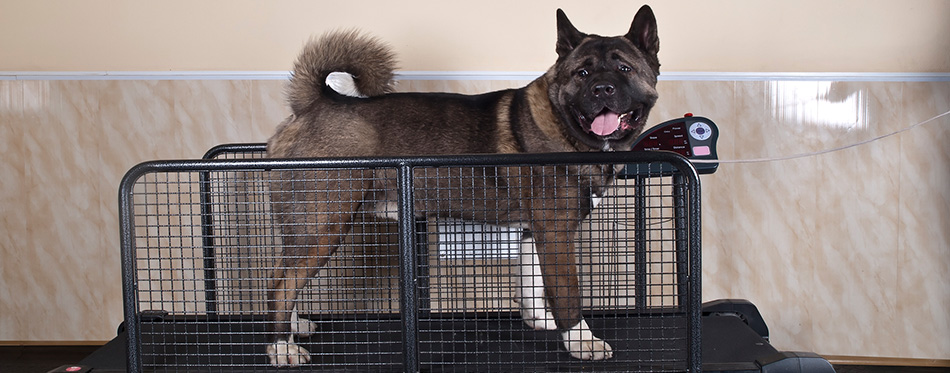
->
592 83 616 97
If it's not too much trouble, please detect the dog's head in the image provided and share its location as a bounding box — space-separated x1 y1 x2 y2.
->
549 5 660 151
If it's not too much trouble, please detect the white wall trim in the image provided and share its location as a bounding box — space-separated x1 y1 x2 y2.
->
397 71 544 81
2 71 949 82
0 71 294 81
658 72 950 82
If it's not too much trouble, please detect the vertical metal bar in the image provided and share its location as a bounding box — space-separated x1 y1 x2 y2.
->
687 173 703 373
119 172 143 373
397 164 420 373
673 169 702 372
198 170 218 314
634 175 648 309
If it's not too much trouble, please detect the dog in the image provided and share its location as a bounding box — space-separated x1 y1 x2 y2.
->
265 5 660 366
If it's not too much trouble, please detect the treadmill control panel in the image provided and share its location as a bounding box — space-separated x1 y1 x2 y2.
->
621 114 720 177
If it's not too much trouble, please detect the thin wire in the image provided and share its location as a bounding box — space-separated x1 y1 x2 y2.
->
691 109 950 164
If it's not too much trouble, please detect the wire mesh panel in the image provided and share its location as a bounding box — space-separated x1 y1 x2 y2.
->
414 163 692 372
119 145 701 372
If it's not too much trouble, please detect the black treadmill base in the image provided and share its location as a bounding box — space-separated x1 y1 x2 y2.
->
122 313 690 372
77 313 832 372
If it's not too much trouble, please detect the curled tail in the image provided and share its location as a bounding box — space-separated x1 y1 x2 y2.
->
287 30 398 114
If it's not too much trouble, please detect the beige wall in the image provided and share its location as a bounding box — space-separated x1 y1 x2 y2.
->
1 77 948 362
1 0 948 73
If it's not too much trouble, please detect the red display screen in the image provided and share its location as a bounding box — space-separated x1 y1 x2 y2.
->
632 121 691 157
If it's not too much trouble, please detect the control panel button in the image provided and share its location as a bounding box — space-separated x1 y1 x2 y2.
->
689 122 712 141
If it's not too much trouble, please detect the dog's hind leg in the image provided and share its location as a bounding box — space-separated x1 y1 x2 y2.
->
266 231 344 367
290 305 316 337
266 172 370 367
266 249 324 367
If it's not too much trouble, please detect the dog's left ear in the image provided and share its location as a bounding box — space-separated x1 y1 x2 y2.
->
627 5 660 71
556 9 587 59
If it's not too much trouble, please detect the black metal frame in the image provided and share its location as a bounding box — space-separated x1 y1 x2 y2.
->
119 145 702 372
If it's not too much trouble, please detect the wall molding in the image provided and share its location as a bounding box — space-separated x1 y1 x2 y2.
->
659 72 950 82
2 71 949 82
0 71 294 81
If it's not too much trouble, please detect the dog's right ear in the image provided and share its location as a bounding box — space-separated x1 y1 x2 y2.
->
556 9 587 59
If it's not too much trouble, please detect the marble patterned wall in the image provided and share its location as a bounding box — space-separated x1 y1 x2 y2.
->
0 77 947 360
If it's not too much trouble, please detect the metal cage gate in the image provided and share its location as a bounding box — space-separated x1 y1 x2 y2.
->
119 144 702 372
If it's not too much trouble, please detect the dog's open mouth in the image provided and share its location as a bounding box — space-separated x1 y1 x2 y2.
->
581 106 644 137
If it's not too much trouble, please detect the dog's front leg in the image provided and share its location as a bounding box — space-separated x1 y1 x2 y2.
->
534 233 613 360
515 234 557 330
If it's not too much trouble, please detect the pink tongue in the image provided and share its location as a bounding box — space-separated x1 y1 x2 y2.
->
590 112 620 136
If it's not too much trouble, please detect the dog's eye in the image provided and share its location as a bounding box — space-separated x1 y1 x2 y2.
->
619 64 632 72
577 69 589 77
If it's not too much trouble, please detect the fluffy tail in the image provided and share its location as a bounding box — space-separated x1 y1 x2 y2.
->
287 30 397 114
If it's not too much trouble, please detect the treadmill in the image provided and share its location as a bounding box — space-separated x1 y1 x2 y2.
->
51 115 834 373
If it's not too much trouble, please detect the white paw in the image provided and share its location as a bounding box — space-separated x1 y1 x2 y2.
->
561 320 613 360
266 338 311 367
290 307 317 338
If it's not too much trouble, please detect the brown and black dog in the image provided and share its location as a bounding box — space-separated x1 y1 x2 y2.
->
265 5 660 366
